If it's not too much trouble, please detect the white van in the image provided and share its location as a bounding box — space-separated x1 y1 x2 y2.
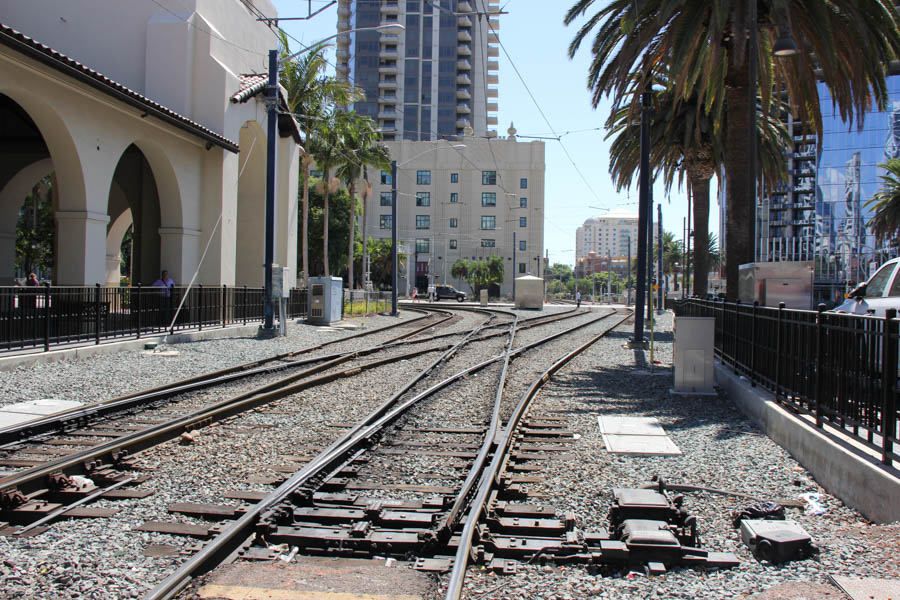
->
833 257 900 317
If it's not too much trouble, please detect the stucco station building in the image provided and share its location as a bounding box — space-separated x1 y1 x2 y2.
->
0 0 300 288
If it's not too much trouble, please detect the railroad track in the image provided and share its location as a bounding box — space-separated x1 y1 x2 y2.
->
0 306 628 599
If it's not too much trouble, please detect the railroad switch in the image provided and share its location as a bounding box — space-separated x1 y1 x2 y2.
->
740 519 816 563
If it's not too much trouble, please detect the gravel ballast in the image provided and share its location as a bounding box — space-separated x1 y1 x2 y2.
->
452 311 900 600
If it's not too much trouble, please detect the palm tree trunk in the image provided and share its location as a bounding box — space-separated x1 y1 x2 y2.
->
361 181 369 290
690 175 711 297
724 59 754 301
347 181 356 288
323 183 330 276
301 147 310 289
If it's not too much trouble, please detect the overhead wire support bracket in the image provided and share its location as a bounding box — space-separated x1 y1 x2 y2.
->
256 1 337 25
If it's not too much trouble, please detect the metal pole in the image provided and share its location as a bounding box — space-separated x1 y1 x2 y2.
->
390 160 398 316
626 237 631 306
748 0 758 269
263 49 278 331
657 202 664 311
607 252 611 303
632 89 651 346
682 217 686 299
513 230 517 300
647 185 654 322
686 188 692 297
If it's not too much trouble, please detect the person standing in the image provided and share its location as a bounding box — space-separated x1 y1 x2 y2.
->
575 289 582 308
22 272 40 310
152 270 175 326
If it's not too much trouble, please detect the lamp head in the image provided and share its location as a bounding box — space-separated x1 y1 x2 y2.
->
376 23 406 34
773 27 800 56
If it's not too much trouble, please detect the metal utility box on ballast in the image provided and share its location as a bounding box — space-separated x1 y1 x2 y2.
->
672 316 715 395
308 276 342 325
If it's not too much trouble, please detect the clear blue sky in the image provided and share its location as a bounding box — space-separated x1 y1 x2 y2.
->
270 0 718 267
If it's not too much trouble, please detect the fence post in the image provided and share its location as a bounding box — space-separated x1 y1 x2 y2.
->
222 284 227 328
43 282 51 352
774 302 785 402
732 301 740 373
750 301 758 387
243 286 248 325
95 283 101 345
198 284 204 331
814 303 826 428
882 308 897 466
136 284 142 339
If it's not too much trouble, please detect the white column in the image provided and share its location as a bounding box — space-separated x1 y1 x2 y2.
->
158 226 202 286
55 210 109 285
276 136 300 289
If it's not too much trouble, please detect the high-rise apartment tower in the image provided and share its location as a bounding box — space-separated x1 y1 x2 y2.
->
336 0 500 141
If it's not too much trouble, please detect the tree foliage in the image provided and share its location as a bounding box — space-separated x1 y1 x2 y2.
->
453 256 505 296
15 177 54 278
867 158 900 244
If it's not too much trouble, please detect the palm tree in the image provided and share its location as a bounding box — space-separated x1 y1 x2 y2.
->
279 34 363 286
565 0 900 300
335 113 390 289
867 158 900 244
451 259 469 287
308 111 353 276
607 72 789 296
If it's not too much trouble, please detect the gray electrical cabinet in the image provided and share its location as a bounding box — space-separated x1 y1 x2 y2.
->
308 276 343 324
672 316 716 395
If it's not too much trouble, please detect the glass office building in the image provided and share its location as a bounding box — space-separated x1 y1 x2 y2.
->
757 75 900 306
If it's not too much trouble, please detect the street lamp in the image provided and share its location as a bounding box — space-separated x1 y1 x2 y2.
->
261 23 406 333
390 143 466 316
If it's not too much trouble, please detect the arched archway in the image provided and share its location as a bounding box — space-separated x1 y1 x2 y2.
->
0 158 54 285
235 121 267 286
109 145 162 285
106 208 133 286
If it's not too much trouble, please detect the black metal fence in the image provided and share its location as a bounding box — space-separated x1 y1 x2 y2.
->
673 299 899 466
0 284 308 354
342 289 391 317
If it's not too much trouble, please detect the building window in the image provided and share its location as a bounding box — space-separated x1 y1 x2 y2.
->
381 170 392 185
481 239 496 248
520 217 527 227
416 170 431 185
310 169 323 178
449 218 458 228
481 216 496 230
520 197 527 208
481 192 496 207
415 238 430 253
450 172 458 183
416 215 430 229
416 192 431 206
449 239 457 249
380 215 392 229
450 192 458 203
519 262 526 273
380 192 393 206
520 178 528 189
519 240 526 251
482 170 497 185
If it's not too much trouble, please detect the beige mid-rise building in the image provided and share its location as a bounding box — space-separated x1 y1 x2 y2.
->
575 210 641 260
367 133 544 296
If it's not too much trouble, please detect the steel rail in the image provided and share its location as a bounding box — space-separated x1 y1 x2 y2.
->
143 313 499 600
0 308 453 447
145 309 616 600
444 310 634 600
0 340 458 497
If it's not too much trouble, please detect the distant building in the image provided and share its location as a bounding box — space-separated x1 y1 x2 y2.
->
366 132 544 296
336 0 500 141
575 210 640 260
575 252 628 279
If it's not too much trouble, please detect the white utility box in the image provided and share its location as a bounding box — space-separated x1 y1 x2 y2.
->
672 316 716 394
514 275 544 310
308 276 343 324
480 289 488 306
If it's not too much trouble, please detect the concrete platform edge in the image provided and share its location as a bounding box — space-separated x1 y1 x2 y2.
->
715 362 900 524
0 321 297 372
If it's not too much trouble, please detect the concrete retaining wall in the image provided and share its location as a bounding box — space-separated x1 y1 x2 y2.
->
715 363 900 523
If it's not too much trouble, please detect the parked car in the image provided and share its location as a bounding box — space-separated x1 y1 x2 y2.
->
833 257 900 317
433 284 466 302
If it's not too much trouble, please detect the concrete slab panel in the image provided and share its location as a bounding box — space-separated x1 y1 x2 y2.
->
0 411 44 428
2 399 83 415
198 557 433 600
831 576 900 600
602 433 682 455
597 416 668 436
